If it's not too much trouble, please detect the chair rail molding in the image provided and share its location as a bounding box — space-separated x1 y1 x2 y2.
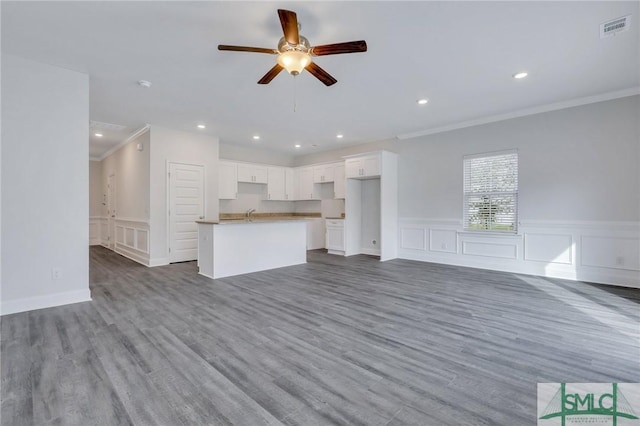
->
398 217 640 288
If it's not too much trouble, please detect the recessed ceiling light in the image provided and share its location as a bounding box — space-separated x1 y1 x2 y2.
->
336 134 344 139
417 98 429 105
197 124 206 129
252 135 260 140
513 72 528 79
294 144 301 148
94 133 103 137
137 80 152 88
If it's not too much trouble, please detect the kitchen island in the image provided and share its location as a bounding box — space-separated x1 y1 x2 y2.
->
196 219 307 279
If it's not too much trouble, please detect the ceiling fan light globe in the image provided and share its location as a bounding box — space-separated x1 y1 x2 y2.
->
277 50 311 75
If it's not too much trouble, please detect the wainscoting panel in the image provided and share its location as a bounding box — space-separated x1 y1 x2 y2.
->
524 233 573 264
398 218 639 288
462 240 518 259
581 235 640 271
113 219 150 266
429 229 457 253
400 228 426 251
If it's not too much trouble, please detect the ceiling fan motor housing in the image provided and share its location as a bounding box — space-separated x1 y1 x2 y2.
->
277 36 310 54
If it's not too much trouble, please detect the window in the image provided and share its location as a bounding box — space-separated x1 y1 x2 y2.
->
463 150 518 233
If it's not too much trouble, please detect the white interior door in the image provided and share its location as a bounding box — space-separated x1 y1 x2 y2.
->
107 174 116 250
169 163 204 263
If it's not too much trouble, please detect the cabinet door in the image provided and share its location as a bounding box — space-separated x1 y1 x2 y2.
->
237 164 254 183
313 166 325 183
219 162 238 199
253 165 268 184
284 168 295 200
296 167 315 200
322 164 335 182
326 222 345 251
362 155 380 177
333 163 345 199
267 167 286 200
345 159 362 178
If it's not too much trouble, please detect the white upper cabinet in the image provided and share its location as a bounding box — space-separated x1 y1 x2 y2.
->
345 154 380 179
285 168 295 201
237 163 267 184
313 164 335 183
219 161 238 200
333 163 345 199
295 167 318 200
266 167 287 200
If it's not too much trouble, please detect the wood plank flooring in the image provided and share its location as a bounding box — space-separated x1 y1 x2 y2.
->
2 246 639 425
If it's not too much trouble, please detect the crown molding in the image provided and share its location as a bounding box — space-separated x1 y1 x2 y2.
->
397 87 640 141
96 124 150 161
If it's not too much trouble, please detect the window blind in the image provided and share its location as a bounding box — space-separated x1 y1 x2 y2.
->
463 150 518 232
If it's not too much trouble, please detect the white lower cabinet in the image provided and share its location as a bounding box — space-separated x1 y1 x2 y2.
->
325 219 345 255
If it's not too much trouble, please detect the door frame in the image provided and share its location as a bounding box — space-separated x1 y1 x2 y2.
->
107 173 116 250
166 161 206 263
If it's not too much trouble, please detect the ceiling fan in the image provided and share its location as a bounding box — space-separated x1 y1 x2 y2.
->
218 9 367 86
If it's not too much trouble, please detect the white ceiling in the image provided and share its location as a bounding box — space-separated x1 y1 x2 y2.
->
2 1 638 158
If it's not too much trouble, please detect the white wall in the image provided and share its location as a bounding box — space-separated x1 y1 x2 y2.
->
1 54 90 315
149 126 219 265
220 143 294 167
297 95 640 287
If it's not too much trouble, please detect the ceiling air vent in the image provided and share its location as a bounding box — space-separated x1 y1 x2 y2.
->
600 15 631 38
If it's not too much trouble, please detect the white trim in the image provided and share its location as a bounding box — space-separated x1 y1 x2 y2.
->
1 289 92 316
97 124 150 161
114 246 149 266
149 257 170 267
114 217 150 226
397 88 640 140
360 248 381 256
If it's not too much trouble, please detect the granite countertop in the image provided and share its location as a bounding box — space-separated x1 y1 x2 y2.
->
197 212 325 225
198 212 345 225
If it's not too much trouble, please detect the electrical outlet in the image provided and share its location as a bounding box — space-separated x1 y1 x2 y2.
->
372 240 377 245
51 268 62 280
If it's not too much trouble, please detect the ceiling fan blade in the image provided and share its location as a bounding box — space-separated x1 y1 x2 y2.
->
278 9 299 45
305 62 337 86
310 40 368 56
258 64 284 84
218 45 277 54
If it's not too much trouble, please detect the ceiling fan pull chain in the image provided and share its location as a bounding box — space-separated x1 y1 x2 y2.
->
293 74 297 113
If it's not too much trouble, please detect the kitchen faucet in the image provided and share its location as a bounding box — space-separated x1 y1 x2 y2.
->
246 208 256 220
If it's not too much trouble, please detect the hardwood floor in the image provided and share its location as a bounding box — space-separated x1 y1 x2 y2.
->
2 246 639 425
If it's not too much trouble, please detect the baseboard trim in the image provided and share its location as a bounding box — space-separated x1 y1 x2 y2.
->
1 289 92 316
149 257 169 267
115 245 150 266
